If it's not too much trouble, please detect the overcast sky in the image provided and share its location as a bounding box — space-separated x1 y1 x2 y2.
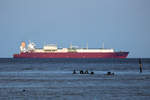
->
0 0 150 58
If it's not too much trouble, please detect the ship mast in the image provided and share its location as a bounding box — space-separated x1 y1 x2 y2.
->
102 42 104 49
70 42 72 49
86 42 88 49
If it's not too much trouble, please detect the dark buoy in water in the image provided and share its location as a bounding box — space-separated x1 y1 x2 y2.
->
85 70 89 74
107 72 111 75
111 72 115 75
80 70 84 74
91 71 94 75
107 72 114 75
139 58 143 73
22 89 26 92
73 70 76 74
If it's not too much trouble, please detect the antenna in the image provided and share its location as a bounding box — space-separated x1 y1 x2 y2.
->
86 42 88 49
70 42 72 49
102 42 104 49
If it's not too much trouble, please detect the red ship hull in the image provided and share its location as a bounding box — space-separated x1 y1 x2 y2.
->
13 52 129 58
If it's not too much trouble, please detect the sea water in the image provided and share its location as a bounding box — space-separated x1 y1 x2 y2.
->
0 58 150 100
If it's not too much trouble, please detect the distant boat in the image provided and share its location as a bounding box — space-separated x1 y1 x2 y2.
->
13 41 129 58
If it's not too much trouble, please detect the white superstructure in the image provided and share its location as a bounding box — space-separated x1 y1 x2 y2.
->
20 41 115 53
43 44 57 51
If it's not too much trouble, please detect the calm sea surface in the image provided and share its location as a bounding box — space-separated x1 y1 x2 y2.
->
0 58 150 100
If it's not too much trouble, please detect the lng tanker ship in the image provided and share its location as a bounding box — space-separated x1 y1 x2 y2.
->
13 42 129 58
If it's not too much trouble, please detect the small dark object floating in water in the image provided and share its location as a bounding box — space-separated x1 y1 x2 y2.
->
80 70 84 74
106 72 115 75
22 89 26 92
90 72 94 75
73 70 76 74
85 70 89 74
73 70 94 75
